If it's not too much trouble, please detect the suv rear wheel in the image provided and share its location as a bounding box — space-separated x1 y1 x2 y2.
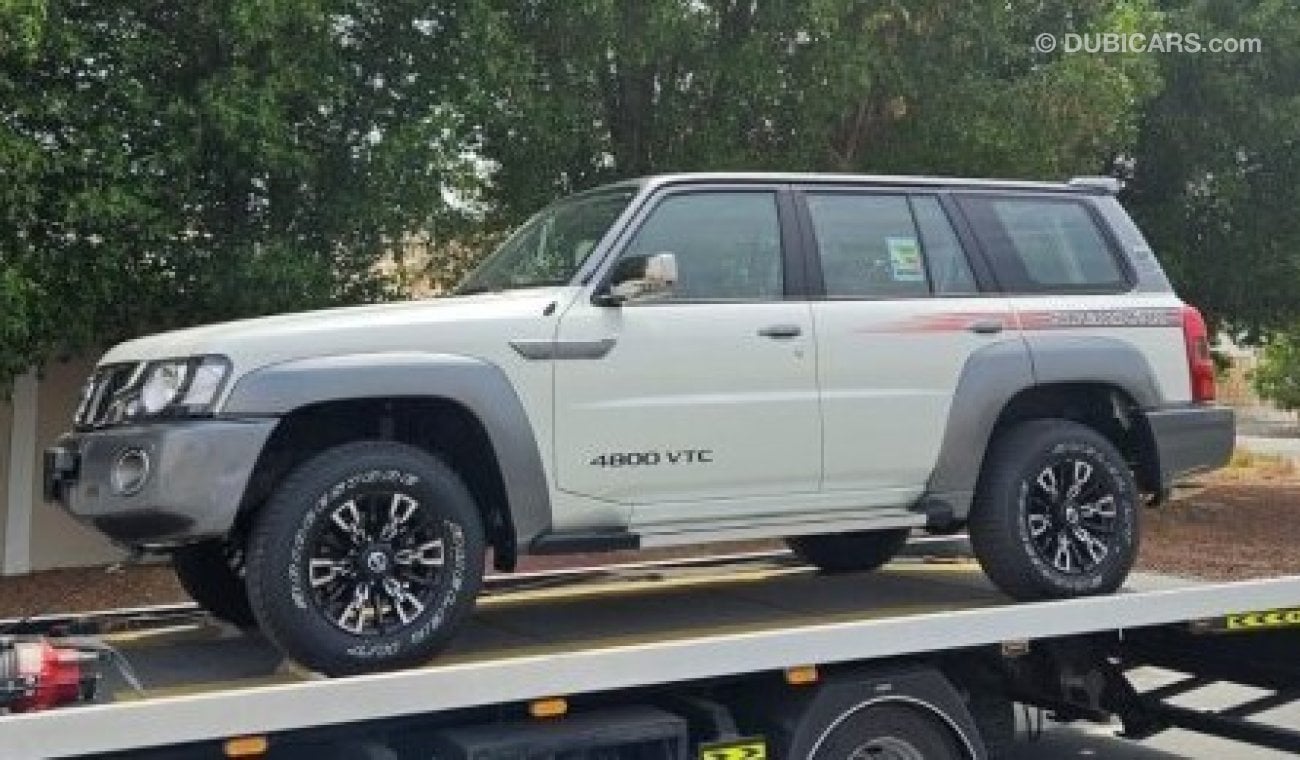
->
786 529 911 574
246 441 485 676
969 419 1138 600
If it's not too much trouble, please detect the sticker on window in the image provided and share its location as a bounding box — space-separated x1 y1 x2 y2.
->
886 237 925 282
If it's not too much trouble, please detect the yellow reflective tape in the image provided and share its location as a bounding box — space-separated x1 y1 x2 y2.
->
700 738 767 760
1222 608 1300 631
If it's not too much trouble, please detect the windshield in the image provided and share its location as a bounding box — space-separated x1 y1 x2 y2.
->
457 189 637 293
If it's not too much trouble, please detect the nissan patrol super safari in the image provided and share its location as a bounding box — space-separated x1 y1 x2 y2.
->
45 173 1234 676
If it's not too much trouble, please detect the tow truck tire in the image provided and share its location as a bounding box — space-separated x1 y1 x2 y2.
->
171 540 256 629
246 442 485 677
786 529 910 574
810 704 964 759
969 419 1138 601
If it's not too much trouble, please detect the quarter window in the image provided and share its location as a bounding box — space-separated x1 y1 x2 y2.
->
960 196 1128 292
617 192 784 301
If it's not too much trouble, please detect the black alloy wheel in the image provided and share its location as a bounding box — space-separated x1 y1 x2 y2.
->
246 441 485 676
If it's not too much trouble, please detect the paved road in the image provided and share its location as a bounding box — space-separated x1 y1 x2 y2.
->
1238 435 1300 462
1004 668 1299 759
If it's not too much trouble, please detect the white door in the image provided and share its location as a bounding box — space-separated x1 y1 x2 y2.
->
800 190 1017 494
553 189 821 507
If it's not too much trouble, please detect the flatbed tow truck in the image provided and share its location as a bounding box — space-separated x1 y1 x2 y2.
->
3 537 1300 760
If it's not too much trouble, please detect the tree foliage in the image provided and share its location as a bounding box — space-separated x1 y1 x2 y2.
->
1126 0 1300 339
472 0 1160 222
1 0 480 389
1253 327 1300 412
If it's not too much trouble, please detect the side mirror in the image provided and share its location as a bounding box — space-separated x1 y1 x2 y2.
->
601 252 678 304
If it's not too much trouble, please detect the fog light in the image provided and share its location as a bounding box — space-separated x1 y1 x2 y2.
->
110 448 151 495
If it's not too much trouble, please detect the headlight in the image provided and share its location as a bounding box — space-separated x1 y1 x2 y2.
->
140 361 190 414
128 356 231 420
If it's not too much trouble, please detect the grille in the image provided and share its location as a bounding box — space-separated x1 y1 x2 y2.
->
74 362 143 429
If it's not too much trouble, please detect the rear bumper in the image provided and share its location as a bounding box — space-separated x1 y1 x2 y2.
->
43 419 277 548
1144 405 1234 489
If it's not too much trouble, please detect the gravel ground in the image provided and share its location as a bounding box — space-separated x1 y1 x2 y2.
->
1138 481 1300 581
2 473 1296 620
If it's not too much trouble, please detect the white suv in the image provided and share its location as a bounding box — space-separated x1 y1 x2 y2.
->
45 173 1233 675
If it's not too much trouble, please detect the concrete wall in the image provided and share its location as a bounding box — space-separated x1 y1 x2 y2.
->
30 359 124 571
0 393 12 557
1 359 124 575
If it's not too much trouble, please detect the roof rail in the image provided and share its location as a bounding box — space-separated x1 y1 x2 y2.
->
1068 176 1123 194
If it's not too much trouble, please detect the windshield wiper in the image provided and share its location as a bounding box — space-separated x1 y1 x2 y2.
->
456 281 564 296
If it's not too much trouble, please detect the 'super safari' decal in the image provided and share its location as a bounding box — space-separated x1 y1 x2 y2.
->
858 307 1183 334
1017 307 1183 330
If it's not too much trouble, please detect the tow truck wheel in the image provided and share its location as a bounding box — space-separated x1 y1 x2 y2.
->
810 704 965 759
245 441 485 676
786 529 911 574
172 540 256 628
969 419 1138 601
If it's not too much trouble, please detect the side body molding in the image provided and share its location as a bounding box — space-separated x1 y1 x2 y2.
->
923 335 1165 522
220 353 552 546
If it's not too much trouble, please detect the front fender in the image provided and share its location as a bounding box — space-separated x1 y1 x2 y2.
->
220 352 552 545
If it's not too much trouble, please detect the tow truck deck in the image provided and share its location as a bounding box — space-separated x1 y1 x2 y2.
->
4 539 1300 759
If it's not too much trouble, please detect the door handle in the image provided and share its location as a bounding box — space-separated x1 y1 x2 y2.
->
968 319 1004 335
758 324 803 339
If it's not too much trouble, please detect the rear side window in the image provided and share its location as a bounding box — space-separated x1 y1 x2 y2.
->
960 196 1128 293
804 192 978 298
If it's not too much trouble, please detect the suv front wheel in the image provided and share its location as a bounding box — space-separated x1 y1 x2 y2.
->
245 441 485 676
969 419 1139 600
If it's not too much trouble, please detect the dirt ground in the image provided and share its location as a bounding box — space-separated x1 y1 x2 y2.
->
1 458 1296 620
1137 453 1300 580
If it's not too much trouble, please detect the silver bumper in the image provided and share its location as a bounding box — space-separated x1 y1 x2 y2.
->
44 418 277 548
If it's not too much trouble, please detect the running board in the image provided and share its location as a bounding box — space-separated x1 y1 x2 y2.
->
635 510 925 548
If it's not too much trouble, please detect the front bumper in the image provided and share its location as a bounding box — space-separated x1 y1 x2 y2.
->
43 418 277 548
1144 404 1235 489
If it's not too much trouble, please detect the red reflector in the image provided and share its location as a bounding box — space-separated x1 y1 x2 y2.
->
1181 306 1216 402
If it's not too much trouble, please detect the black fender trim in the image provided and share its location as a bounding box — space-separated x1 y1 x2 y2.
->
923 335 1165 522
221 352 553 547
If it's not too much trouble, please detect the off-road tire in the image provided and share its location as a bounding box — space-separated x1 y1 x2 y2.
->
969 419 1138 601
171 540 256 628
786 528 911 574
245 441 485 676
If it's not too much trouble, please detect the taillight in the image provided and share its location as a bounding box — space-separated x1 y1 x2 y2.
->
1181 305 1216 402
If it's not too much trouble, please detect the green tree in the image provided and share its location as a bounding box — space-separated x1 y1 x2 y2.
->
1253 328 1300 412
471 0 1160 223
1126 0 1300 339
0 1 481 390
